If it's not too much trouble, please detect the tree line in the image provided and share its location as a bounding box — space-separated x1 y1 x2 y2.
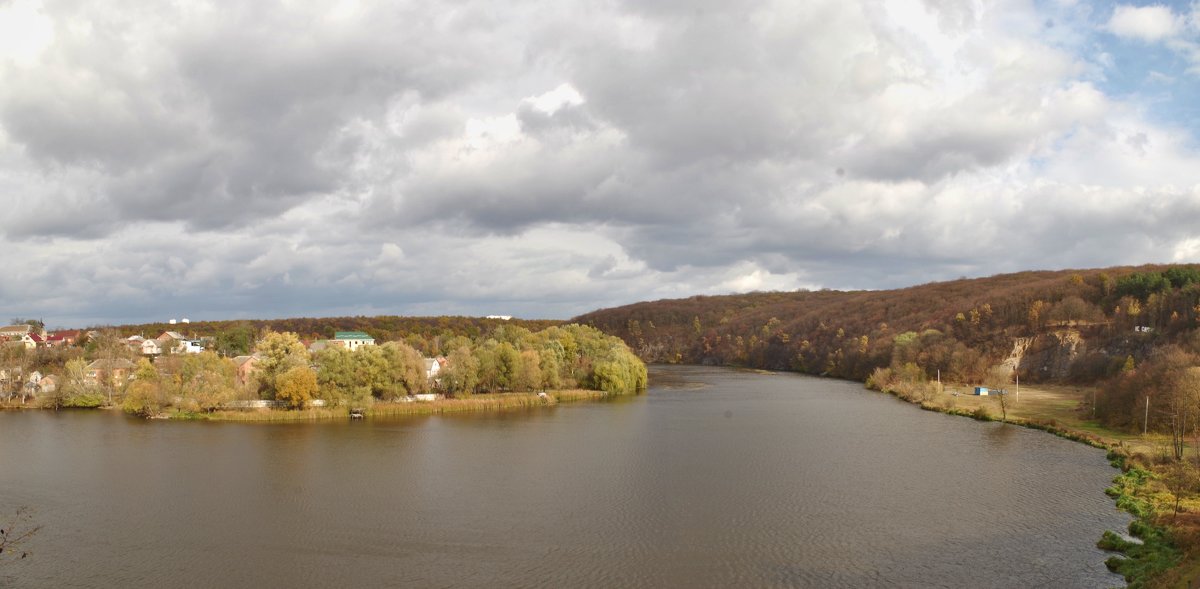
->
122 323 646 416
576 264 1200 434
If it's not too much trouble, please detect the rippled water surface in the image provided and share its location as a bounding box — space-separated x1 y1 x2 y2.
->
1 365 1129 587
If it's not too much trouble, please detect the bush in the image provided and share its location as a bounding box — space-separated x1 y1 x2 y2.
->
61 392 105 409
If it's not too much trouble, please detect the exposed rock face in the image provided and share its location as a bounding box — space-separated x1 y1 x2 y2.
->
1015 330 1085 381
1000 337 1034 375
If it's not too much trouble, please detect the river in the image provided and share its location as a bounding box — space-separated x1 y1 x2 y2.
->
0 365 1129 588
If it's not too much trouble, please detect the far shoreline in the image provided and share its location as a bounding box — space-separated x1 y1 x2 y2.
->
152 389 611 422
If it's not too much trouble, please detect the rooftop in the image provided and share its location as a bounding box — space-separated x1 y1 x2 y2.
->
334 331 373 340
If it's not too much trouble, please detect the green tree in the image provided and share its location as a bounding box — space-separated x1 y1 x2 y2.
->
440 346 479 396
254 331 309 399
54 359 104 409
379 341 427 398
515 349 542 391
214 322 256 357
123 359 164 417
177 352 238 412
539 350 562 390
314 347 357 405
494 342 520 391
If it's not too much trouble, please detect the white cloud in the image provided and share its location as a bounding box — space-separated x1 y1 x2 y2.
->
0 0 55 67
524 83 585 115
1107 4 1181 42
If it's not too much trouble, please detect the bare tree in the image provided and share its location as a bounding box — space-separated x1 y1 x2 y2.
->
1166 368 1200 462
0 507 41 563
984 366 1013 423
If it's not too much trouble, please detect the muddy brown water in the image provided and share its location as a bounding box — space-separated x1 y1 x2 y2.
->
0 365 1129 587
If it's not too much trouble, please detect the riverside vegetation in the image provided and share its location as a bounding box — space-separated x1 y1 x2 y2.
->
1 322 645 419
576 264 1200 588
122 323 645 419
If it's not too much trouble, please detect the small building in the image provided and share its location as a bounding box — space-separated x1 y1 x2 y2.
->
424 357 444 380
20 333 44 349
37 375 58 394
233 355 260 387
973 386 989 396
85 359 136 388
333 331 375 352
179 341 204 354
141 339 162 356
47 330 81 346
0 325 34 339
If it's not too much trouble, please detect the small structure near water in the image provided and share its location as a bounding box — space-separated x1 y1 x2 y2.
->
973 386 1007 396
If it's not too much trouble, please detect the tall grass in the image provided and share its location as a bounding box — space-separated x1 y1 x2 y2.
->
192 389 607 422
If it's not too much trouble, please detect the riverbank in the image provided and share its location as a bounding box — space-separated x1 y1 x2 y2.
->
868 378 1199 588
162 389 610 422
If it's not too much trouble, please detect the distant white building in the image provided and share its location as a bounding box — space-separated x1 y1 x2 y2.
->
333 331 375 352
424 357 447 380
486 315 513 321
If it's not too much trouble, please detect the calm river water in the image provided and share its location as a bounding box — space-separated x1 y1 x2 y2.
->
0 365 1129 588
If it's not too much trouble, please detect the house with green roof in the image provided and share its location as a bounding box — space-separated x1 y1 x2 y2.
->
333 331 375 352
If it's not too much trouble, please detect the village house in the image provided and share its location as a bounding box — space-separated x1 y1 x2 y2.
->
20 332 45 349
333 331 375 352
47 330 81 346
424 357 447 380
141 339 162 356
154 331 203 354
85 358 136 388
37 375 58 395
156 331 187 350
0 325 34 340
233 355 260 387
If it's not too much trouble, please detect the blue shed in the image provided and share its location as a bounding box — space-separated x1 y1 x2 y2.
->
974 386 989 396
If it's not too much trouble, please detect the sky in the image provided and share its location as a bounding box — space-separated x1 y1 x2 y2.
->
1 0 1200 328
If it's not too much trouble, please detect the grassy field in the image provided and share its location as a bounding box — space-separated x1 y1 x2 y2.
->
934 383 1165 456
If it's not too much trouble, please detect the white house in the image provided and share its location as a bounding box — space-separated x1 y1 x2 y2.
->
333 331 375 352
141 339 162 356
424 357 443 380
179 341 204 354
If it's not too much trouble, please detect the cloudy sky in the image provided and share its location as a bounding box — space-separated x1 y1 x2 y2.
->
1 0 1199 327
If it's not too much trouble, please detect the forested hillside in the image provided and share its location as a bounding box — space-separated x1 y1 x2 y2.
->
575 265 1200 429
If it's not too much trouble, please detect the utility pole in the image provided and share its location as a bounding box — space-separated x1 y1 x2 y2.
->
1145 395 1151 435
1015 372 1019 404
